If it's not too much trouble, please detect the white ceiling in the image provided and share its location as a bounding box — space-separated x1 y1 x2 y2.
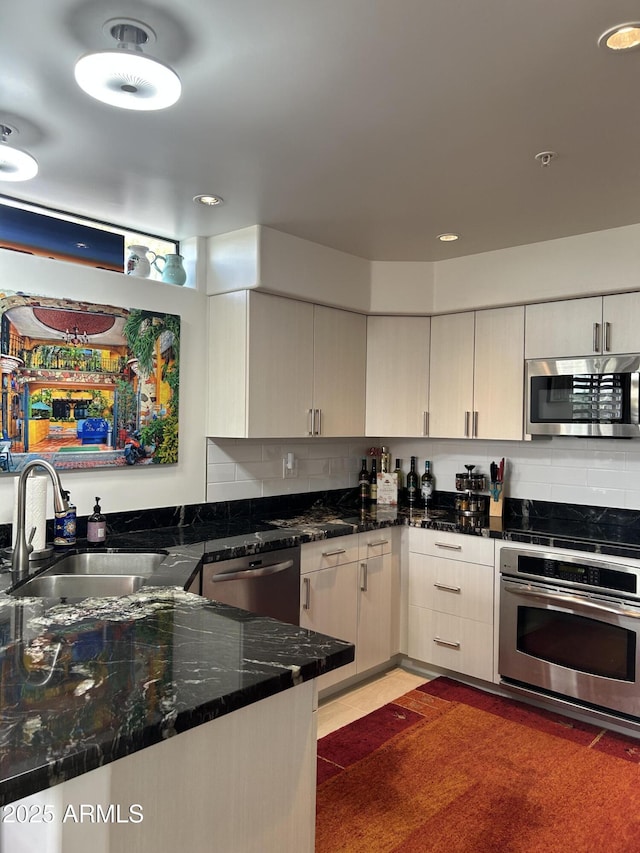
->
4 0 640 261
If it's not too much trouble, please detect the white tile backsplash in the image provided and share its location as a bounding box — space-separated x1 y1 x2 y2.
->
206 438 368 502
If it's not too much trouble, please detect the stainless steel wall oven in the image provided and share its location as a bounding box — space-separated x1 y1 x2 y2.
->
499 548 640 721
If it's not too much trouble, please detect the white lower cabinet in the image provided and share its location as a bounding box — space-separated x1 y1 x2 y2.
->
300 532 394 691
407 529 495 682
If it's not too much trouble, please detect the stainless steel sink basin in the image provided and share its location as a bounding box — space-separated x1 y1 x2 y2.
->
44 551 167 577
9 573 147 599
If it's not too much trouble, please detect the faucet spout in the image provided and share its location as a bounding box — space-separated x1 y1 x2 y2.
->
12 460 69 584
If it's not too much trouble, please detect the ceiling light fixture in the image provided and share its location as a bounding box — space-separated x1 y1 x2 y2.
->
598 23 640 52
193 194 224 206
74 19 181 111
0 124 38 182
437 233 460 242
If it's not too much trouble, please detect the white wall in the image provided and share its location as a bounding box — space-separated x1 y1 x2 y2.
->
0 251 208 524
386 437 640 511
369 223 640 315
206 438 370 502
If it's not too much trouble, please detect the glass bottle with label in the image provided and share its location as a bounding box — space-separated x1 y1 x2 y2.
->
406 456 418 506
380 446 391 473
369 458 378 504
421 460 434 508
394 458 404 504
358 458 370 504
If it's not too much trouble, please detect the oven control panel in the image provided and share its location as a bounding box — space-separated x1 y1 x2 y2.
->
501 549 638 595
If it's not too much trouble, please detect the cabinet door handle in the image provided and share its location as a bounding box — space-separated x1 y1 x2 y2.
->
473 410 478 438
434 582 461 593
435 541 462 551
604 321 611 352
434 637 461 649
360 562 368 592
423 411 429 436
367 539 389 547
308 409 315 436
302 576 311 610
315 408 322 435
322 548 346 557
464 411 470 437
593 322 601 353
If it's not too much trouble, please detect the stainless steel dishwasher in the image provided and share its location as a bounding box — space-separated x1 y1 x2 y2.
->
196 547 301 625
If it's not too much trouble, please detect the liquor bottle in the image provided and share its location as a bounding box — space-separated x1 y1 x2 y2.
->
406 456 418 506
394 458 405 504
421 460 434 508
369 458 378 504
380 446 391 473
358 458 370 504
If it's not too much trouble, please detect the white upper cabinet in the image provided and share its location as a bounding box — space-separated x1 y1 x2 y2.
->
313 305 367 437
525 292 640 359
365 316 430 437
207 291 366 438
429 306 524 440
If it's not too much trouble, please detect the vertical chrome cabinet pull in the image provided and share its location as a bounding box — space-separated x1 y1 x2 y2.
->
593 322 601 353
464 411 470 437
604 321 611 352
360 562 368 592
473 410 478 438
302 577 311 610
308 409 315 436
315 409 322 435
423 411 429 436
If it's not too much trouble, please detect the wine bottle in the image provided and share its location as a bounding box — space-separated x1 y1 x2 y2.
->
369 458 378 504
358 458 370 504
406 456 418 506
421 460 434 508
394 458 405 504
380 446 391 473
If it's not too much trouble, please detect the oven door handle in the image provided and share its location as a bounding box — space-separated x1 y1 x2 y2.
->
211 560 294 582
502 582 640 619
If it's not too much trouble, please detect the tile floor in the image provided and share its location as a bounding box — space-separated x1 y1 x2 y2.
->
317 667 428 739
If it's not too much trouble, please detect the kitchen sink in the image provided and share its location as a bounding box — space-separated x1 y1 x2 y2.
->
43 551 168 577
9 573 147 599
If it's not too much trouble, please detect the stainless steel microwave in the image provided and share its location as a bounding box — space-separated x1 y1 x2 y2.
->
526 355 640 437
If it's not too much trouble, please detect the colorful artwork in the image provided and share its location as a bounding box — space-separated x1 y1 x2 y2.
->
0 292 180 472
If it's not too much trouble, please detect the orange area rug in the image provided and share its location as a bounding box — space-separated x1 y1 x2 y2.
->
316 677 640 853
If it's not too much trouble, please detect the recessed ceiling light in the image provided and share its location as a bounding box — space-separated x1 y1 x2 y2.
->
598 23 640 52
437 233 460 242
193 194 224 206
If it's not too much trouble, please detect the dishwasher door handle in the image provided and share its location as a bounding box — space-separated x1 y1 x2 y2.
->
211 559 294 582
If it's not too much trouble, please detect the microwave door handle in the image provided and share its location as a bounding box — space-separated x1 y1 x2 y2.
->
212 560 294 582
502 582 640 619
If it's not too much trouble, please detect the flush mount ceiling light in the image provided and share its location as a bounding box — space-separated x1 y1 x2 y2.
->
437 233 460 242
598 23 640 52
74 19 181 111
0 124 38 182
193 194 224 206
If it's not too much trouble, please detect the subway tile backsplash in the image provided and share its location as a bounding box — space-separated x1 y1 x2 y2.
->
207 435 640 511
206 438 370 502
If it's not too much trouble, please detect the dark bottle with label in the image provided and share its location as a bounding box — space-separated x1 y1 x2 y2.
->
406 456 419 506
369 458 378 504
358 458 370 504
87 496 107 544
421 460 435 508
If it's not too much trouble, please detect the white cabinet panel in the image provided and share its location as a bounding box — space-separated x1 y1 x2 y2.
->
408 606 493 682
429 312 475 438
408 553 493 622
357 554 392 673
366 316 430 437
408 528 494 565
602 292 640 354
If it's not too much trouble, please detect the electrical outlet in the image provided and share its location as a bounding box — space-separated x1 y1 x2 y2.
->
283 457 298 479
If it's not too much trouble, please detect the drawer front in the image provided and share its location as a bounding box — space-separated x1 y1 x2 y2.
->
301 534 359 573
408 553 493 623
408 606 493 682
358 529 393 560
408 528 494 565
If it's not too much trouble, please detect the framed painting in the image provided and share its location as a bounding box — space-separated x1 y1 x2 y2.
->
0 291 180 472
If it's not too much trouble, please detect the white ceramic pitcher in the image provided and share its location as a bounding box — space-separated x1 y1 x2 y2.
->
126 245 157 278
